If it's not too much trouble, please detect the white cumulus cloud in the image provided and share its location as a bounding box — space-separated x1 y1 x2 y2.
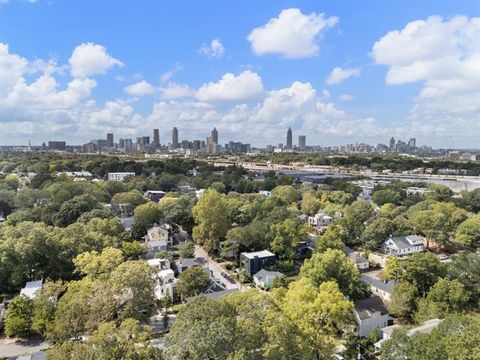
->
199 38 225 59
326 67 360 85
196 70 264 102
161 82 194 99
247 8 338 59
124 80 155 97
69 42 123 78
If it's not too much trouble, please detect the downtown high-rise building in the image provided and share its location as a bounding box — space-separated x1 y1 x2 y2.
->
107 133 114 148
211 127 218 144
172 127 179 148
153 129 160 149
408 138 416 148
389 137 395 150
286 127 292 149
299 135 306 151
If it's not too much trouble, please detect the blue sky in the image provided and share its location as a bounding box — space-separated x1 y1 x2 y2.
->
1 1 479 147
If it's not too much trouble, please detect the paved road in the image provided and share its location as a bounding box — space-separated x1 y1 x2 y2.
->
194 245 240 290
0 338 51 358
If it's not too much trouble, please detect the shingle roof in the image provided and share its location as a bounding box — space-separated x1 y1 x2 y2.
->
254 269 283 282
361 273 398 293
354 296 389 320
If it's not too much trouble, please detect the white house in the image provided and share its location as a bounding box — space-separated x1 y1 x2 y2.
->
354 296 391 337
375 319 443 350
176 258 203 274
148 258 176 301
382 235 425 256
20 280 43 299
361 272 398 302
253 269 283 289
107 172 136 181
349 252 370 270
144 225 171 257
308 211 333 232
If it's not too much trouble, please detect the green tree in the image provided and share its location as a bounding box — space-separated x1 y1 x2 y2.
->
387 282 418 318
447 253 480 306
73 247 124 279
301 249 364 298
192 190 230 252
47 319 162 360
361 217 395 250
165 296 236 360
385 253 446 297
315 225 344 253
4 295 34 338
54 194 102 227
111 190 147 216
176 266 209 299
372 189 402 206
271 185 300 205
426 184 454 202
178 241 195 258
426 278 469 315
301 191 321 215
280 278 353 359
268 218 309 268
131 202 162 239
455 215 480 248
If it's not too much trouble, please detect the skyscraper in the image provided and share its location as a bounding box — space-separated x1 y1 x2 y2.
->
286 127 292 149
408 138 416 148
389 137 395 150
107 133 114 148
172 127 179 148
299 135 306 151
211 127 218 144
153 129 160 149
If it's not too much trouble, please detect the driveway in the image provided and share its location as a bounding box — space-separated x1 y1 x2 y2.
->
194 246 240 290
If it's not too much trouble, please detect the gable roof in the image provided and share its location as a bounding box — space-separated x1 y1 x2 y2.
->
254 269 283 282
361 273 398 293
354 296 389 320
179 258 201 268
384 235 424 249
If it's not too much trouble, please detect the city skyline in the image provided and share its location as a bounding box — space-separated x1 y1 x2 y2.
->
1 1 479 147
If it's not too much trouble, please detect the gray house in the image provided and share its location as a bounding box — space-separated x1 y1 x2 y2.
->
241 250 276 275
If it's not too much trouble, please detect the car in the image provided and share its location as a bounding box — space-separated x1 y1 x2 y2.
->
439 254 449 260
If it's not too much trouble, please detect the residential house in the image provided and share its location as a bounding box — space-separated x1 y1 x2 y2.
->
375 318 443 350
241 250 276 276
253 269 283 289
349 252 370 270
20 280 43 299
176 258 202 274
342 245 369 270
382 235 425 256
144 225 172 257
144 190 166 202
354 296 391 337
107 172 135 181
361 272 398 301
148 258 175 301
308 210 333 233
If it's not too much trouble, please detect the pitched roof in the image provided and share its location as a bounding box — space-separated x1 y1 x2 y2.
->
179 258 201 268
354 296 389 320
384 235 424 249
254 269 283 282
349 252 368 264
361 273 398 293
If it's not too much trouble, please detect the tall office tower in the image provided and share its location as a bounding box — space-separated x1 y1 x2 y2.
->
119 138 125 149
172 127 179 148
408 138 416 148
211 127 218 144
193 140 201 151
153 129 160 149
142 136 150 144
286 127 292 149
299 135 306 151
389 137 395 150
107 133 114 147
124 139 133 153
